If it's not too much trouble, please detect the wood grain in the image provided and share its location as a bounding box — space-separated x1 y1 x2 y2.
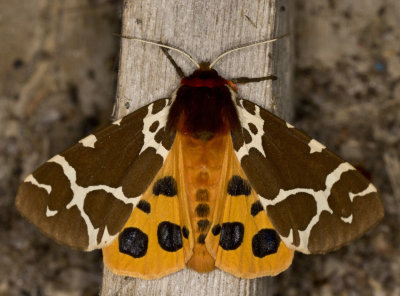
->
102 0 293 295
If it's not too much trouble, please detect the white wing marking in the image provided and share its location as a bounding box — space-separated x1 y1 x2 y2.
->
232 90 266 161
308 139 326 154
286 122 294 128
263 162 377 253
24 174 52 194
341 215 353 224
79 134 97 148
139 101 171 160
46 207 58 217
113 118 122 126
349 183 377 202
48 155 140 250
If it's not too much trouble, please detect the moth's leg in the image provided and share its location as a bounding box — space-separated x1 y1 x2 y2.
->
231 75 277 85
161 48 185 79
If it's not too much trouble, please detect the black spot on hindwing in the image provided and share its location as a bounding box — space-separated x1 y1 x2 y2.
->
119 227 148 258
157 221 183 252
182 226 189 239
252 229 280 258
137 200 151 213
219 222 244 250
227 176 251 196
212 224 221 236
251 201 264 216
153 176 177 197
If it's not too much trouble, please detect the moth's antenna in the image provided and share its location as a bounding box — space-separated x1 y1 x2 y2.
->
209 33 290 69
115 34 200 69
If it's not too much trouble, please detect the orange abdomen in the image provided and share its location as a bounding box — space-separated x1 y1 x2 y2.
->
180 132 229 272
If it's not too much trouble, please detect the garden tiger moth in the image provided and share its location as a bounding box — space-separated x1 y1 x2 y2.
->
15 36 384 279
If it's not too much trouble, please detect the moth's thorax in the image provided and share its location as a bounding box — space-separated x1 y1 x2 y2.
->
166 68 241 141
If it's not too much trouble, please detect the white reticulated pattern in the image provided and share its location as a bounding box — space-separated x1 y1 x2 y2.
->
25 174 52 194
139 100 171 160
26 155 141 250
233 93 266 161
260 162 378 253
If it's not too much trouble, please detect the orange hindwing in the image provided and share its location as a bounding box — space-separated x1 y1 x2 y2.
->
103 132 294 279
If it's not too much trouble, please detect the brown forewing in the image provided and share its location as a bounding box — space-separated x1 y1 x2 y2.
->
16 98 174 250
232 98 384 253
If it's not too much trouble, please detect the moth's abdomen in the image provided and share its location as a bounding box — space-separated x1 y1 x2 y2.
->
180 132 230 272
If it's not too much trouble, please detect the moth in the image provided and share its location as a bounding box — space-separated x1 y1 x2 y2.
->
16 36 384 279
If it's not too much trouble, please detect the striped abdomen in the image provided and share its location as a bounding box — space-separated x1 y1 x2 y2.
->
180 132 230 272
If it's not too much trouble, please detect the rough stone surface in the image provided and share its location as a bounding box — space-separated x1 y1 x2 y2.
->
273 2 399 295
0 1 121 295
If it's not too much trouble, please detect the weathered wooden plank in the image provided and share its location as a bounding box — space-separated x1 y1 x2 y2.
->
102 0 293 295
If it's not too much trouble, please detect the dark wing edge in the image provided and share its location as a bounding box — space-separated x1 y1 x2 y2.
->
231 97 384 254
16 98 175 251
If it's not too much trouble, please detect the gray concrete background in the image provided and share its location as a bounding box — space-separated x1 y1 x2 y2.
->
0 1 398 295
